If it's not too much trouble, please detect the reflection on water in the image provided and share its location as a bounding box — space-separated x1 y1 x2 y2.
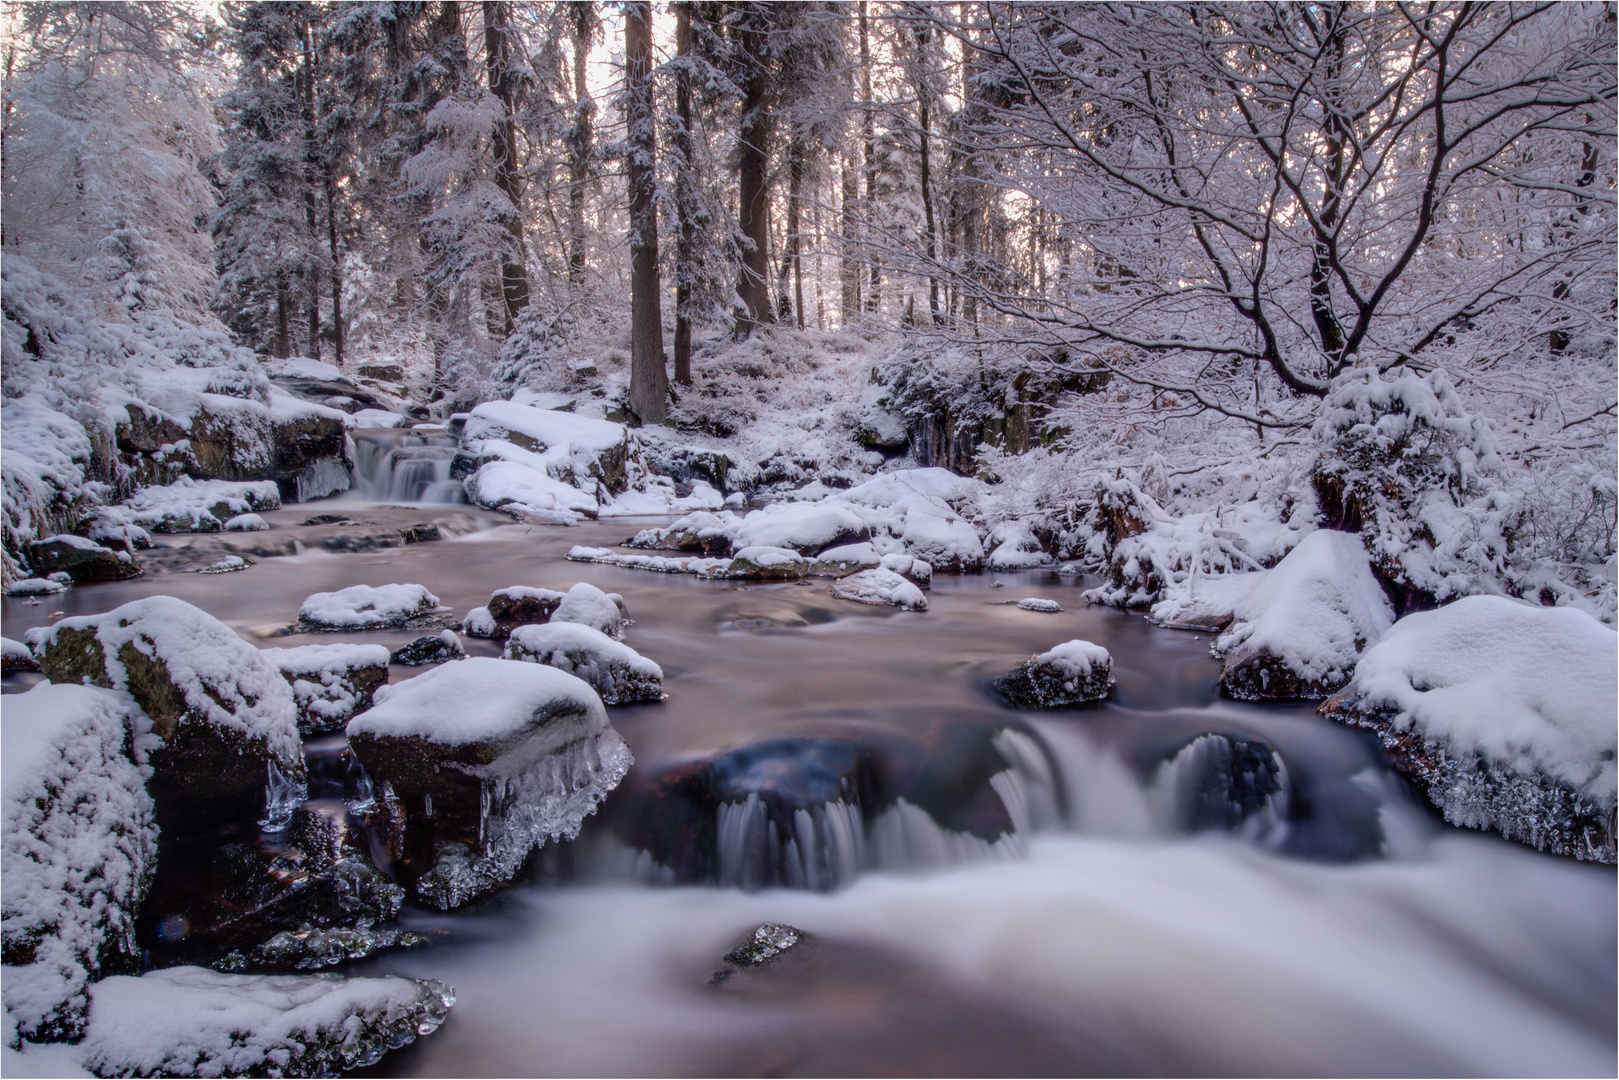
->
2 508 1613 1077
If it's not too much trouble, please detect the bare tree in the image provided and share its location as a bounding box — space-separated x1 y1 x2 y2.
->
625 0 667 423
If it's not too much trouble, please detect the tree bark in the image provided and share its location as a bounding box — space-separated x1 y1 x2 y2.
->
914 27 940 325
734 10 773 337
672 1 695 384
625 1 668 424
566 2 594 285
859 2 880 314
484 0 530 335
840 154 860 323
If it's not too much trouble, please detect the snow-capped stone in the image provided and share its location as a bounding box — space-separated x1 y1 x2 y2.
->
2 684 156 1044
811 542 881 577
390 630 466 667
262 643 390 736
828 568 928 611
1322 596 1617 862
197 554 251 574
1168 530 1395 700
551 582 628 640
1017 598 1062 613
988 522 1052 569
730 503 871 556
223 513 268 531
462 586 565 639
727 546 810 580
4 577 64 597
505 623 664 705
25 535 140 583
33 596 303 832
625 510 739 554
897 498 984 573
997 640 1115 708
465 459 600 524
347 658 630 908
116 477 280 534
297 583 443 632
76 967 452 1078
2 636 39 672
879 552 932 588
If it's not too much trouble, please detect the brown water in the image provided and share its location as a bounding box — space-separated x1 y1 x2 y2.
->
4 504 1614 1077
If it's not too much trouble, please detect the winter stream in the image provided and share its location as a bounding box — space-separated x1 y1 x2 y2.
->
2 500 1613 1077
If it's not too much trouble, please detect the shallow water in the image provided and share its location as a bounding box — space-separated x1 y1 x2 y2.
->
3 503 1614 1077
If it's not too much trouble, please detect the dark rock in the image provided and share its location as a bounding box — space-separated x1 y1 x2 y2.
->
463 587 565 639
995 641 1114 708
390 631 466 666
265 644 390 736
358 363 405 382
709 924 808 986
301 513 351 526
26 535 142 582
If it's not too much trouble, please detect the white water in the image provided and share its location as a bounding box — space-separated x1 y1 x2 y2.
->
349 429 466 504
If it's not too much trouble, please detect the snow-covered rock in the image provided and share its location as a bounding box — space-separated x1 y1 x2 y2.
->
997 641 1115 708
390 630 466 667
988 521 1052 569
811 542 881 577
297 583 443 632
113 476 280 534
5 577 66 597
262 643 390 736
550 582 628 640
33 596 303 832
462 586 566 639
347 658 631 908
224 512 268 531
465 459 600 524
2 684 156 1043
1157 530 1394 700
197 554 251 574
1322 596 1617 862
1017 598 1062 613
24 535 140 583
505 623 664 705
625 509 739 554
729 503 870 555
76 967 452 1077
1 636 38 672
727 545 810 580
463 401 631 490
828 568 928 611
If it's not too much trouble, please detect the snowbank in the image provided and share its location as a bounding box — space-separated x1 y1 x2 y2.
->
1326 596 1617 861
297 583 442 631
505 623 664 705
2 684 156 1043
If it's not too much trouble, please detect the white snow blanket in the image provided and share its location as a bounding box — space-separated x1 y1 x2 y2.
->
351 657 607 759
1038 640 1112 682
829 568 929 611
76 967 451 1078
298 583 441 630
465 458 600 524
551 582 628 640
2 684 156 1043
504 623 663 705
461 402 631 523
114 477 280 532
1344 596 1618 807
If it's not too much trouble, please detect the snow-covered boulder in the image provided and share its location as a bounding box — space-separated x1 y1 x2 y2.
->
224 513 268 531
2 684 156 1044
727 546 809 580
2 636 39 672
346 658 631 908
1017 598 1062 613
987 522 1052 569
33 596 303 832
551 582 629 640
262 643 390 736
811 542 880 577
997 641 1115 708
897 499 984 573
461 586 566 639
1321 596 1617 862
25 535 141 583
297 583 443 632
505 623 664 705
6 577 67 597
76 967 452 1077
462 401 632 493
464 458 600 524
115 477 280 534
828 568 928 611
730 503 871 556
625 510 739 554
880 552 932 589
390 630 466 667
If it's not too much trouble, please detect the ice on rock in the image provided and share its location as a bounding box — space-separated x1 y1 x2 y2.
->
1017 598 1062 613
2 684 157 1043
551 582 628 640
33 596 303 832
297 583 443 631
1323 596 1618 862
505 622 664 705
76 967 453 1078
347 658 632 908
828 568 928 611
262 643 391 735
997 640 1115 708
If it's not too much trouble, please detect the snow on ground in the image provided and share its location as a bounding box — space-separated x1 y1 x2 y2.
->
504 623 664 705
1343 596 1617 808
297 583 442 631
2 684 156 1043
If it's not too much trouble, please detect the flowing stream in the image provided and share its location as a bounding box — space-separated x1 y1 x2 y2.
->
2 501 1613 1077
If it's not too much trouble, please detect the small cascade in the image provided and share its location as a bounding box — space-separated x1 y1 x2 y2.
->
715 794 866 891
259 759 309 833
1151 733 1291 846
351 428 466 503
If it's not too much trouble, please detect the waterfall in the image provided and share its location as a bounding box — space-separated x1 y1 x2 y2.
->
350 428 467 504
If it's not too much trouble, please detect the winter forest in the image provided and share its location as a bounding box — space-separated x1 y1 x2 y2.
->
2 2 1616 1076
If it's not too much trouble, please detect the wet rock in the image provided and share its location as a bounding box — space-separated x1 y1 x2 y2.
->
249 924 430 971
25 534 141 582
996 641 1114 708
296 583 443 632
504 622 664 705
78 967 453 1078
263 643 391 736
390 630 466 667
708 924 808 986
462 586 566 639
828 567 927 611
1155 733 1289 839
346 658 632 908
551 581 629 640
2 684 156 1043
2 635 39 672
34 596 305 834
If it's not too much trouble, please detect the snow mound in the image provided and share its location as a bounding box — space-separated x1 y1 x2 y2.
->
828 568 929 611
298 583 442 631
263 643 390 735
730 503 870 555
505 623 664 705
114 477 280 533
2 636 38 673
5 578 65 597
998 640 1115 708
3 684 156 1043
1328 596 1617 861
223 513 267 531
77 967 453 1077
1017 598 1062 613
465 459 598 524
551 582 628 640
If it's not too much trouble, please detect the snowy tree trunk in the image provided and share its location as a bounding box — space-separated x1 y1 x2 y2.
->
567 3 594 285
625 1 668 424
859 2 880 315
735 12 773 338
483 0 530 336
672 0 695 385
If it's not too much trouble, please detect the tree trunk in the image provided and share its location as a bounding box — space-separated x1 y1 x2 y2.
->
325 174 344 369
734 13 772 337
860 2 880 314
567 2 594 285
484 0 530 335
625 1 668 424
672 1 695 384
914 28 940 325
840 155 860 324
